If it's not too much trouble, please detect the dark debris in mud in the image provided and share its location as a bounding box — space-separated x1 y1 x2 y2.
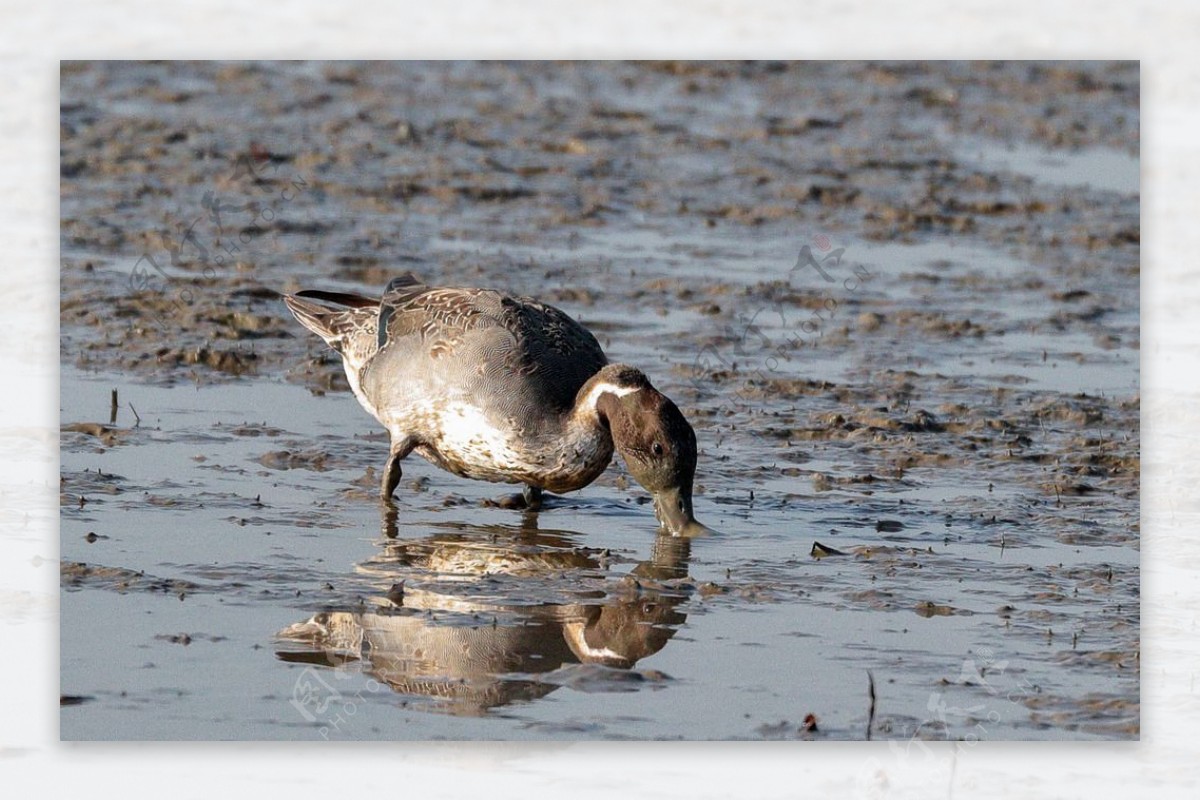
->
61 561 202 595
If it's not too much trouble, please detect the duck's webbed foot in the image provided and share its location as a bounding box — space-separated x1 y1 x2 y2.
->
486 485 544 510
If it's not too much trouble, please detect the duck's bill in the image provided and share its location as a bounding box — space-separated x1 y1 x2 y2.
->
652 487 714 537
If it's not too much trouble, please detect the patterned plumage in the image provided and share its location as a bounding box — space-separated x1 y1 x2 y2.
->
369 273 609 417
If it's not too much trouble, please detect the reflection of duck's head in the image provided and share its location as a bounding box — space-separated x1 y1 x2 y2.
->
561 593 686 669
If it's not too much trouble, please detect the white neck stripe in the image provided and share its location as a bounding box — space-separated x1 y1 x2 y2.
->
580 381 642 412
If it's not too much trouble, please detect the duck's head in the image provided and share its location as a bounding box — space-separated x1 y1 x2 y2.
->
583 365 709 537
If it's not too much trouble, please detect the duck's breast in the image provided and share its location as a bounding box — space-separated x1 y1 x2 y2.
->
409 397 613 492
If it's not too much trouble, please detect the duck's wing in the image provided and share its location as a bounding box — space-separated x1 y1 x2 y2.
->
375 273 495 354
370 273 609 414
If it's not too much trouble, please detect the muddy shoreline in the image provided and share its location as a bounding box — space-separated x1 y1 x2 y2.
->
61 61 1139 740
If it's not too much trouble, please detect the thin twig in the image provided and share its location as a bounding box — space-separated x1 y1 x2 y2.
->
129 403 141 428
866 670 877 741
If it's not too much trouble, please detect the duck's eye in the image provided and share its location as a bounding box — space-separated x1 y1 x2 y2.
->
652 442 664 457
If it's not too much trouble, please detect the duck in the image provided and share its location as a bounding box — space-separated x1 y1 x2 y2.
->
284 273 707 536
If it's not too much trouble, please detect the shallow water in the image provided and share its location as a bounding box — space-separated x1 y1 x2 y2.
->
60 60 1139 740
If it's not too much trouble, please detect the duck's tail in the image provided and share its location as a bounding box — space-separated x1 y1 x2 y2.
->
283 291 378 355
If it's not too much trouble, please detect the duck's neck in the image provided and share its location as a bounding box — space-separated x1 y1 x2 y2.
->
522 368 644 493
531 372 635 489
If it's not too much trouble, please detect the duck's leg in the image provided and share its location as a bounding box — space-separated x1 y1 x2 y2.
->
380 454 403 500
380 435 416 500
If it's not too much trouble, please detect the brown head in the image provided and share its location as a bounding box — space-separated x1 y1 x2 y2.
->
581 365 708 537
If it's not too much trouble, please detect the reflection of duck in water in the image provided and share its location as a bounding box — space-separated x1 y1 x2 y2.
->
276 592 686 715
284 273 707 535
276 526 691 716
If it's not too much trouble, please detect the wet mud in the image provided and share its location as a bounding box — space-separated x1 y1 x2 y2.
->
61 61 1138 740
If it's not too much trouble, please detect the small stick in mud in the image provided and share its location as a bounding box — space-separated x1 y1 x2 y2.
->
129 403 141 428
866 670 877 741
110 389 118 424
